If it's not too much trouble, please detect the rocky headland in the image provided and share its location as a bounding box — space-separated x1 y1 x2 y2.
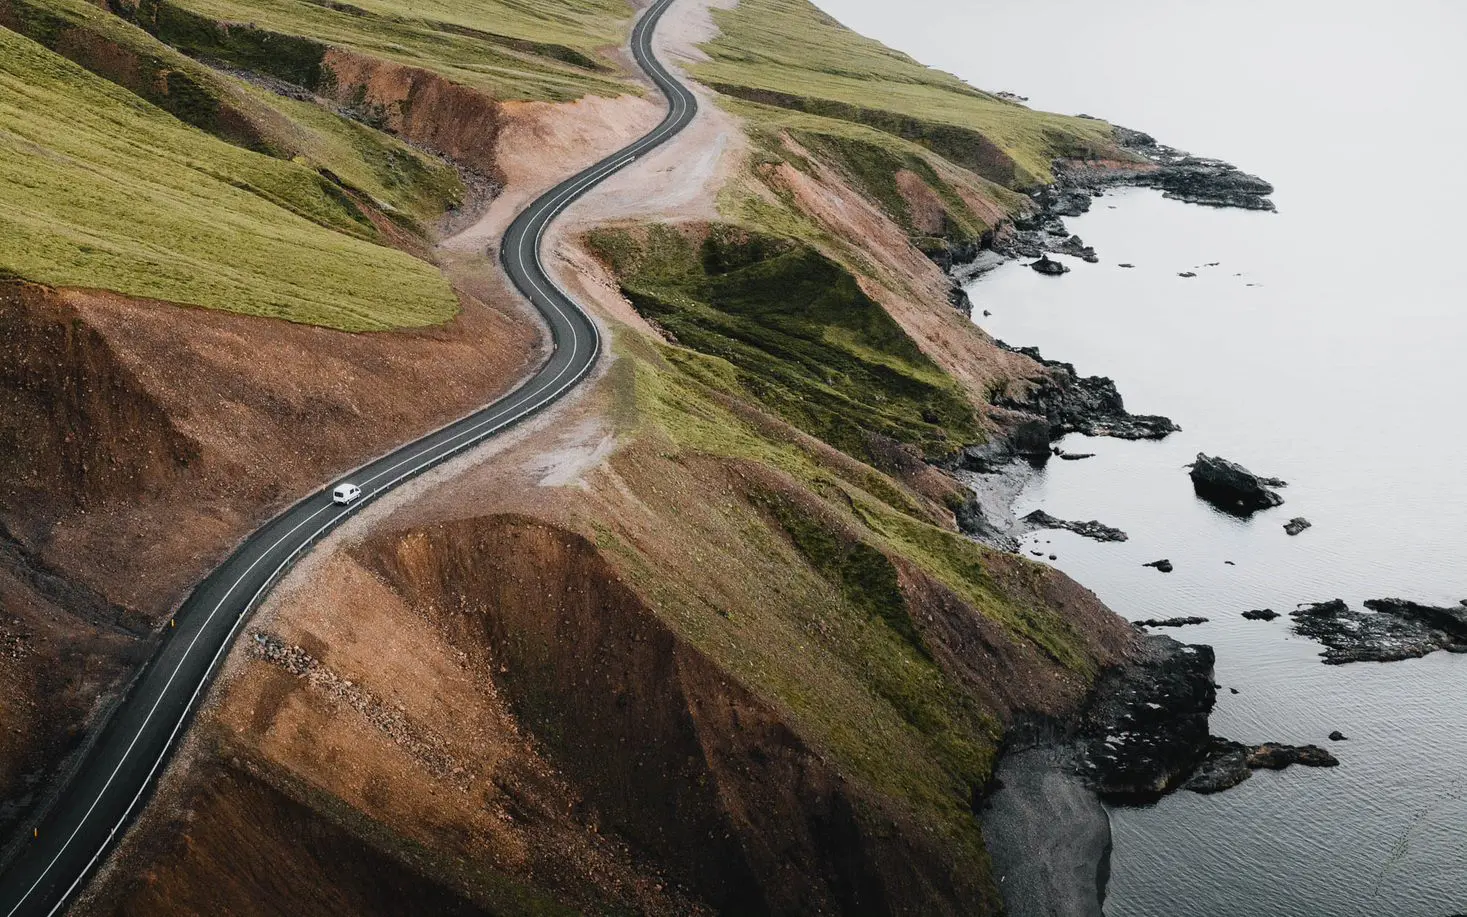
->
984 633 1343 917
994 345 1181 441
948 350 1171 550
1064 126 1277 211
943 126 1275 284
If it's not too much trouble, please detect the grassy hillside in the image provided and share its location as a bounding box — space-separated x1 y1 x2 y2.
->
0 27 458 329
698 0 1122 187
2 0 465 223
587 223 984 462
140 0 636 101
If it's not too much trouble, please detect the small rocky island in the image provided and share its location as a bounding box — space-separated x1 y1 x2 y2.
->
1188 453 1285 514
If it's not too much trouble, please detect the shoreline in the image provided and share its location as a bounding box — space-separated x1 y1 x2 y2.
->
941 135 1278 916
981 744 1111 917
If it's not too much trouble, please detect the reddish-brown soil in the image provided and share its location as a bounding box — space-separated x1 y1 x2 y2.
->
760 141 1040 415
323 50 510 183
356 512 1002 914
95 757 499 917
0 270 539 847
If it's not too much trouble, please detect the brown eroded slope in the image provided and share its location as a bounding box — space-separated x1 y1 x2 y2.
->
0 269 540 855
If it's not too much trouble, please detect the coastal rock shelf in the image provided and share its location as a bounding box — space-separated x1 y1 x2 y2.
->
1022 510 1128 543
939 124 1276 285
1183 739 1339 795
1291 598 1467 664
1065 126 1278 212
1077 636 1339 804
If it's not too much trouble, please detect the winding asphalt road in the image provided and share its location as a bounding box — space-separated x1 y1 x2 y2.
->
0 0 696 912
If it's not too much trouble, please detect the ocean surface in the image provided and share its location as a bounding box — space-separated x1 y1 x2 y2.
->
814 1 1467 914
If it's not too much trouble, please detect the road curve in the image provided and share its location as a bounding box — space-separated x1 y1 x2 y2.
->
0 0 696 912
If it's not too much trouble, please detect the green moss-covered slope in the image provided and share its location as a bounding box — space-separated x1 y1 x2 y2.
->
587 223 984 463
2 0 464 223
698 0 1126 188
137 0 636 101
0 27 457 329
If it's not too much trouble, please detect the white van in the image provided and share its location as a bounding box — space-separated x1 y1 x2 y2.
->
332 483 362 506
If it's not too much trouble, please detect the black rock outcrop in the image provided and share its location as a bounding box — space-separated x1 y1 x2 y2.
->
1136 617 1208 628
1290 598 1467 664
1366 597 1467 639
1241 608 1279 621
1066 127 1278 212
1081 636 1216 803
993 345 1180 441
1189 453 1285 515
1143 559 1174 573
1284 516 1312 535
1030 255 1069 275
1056 235 1099 263
946 283 973 316
1183 739 1338 794
1022 510 1128 543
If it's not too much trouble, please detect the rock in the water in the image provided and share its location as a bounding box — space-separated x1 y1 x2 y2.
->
1366 597 1467 638
1177 271 1197 278
1182 738 1252 794
1183 739 1338 794
1056 235 1100 263
1143 559 1174 573
1247 743 1339 770
1291 598 1467 664
1082 636 1217 802
1052 446 1096 461
1188 453 1285 515
1329 731 1348 742
1241 608 1279 621
1284 516 1312 536
1136 616 1208 628
1022 509 1128 543
1029 254 1069 275
1118 263 1135 268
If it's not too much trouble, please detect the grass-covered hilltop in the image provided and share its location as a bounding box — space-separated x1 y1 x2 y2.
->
0 0 1144 913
